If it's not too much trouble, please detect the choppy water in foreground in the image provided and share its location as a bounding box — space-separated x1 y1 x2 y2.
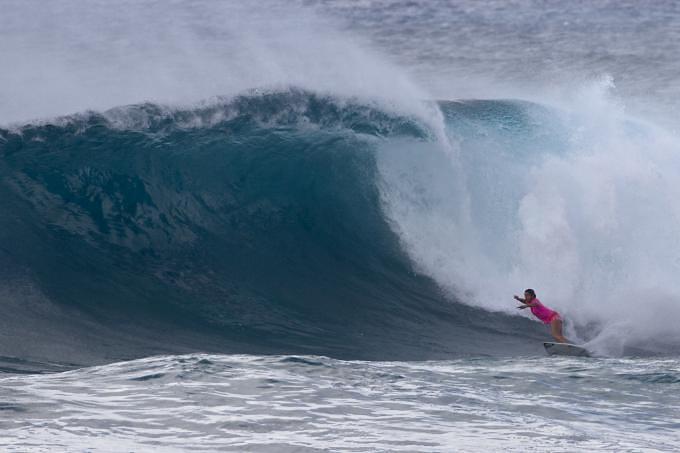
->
1 354 678 452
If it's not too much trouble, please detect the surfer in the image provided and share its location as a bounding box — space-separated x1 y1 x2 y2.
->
514 289 568 343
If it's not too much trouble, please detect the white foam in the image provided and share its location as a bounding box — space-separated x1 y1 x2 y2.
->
378 79 680 352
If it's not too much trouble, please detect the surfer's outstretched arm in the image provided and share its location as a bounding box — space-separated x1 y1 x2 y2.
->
514 295 536 308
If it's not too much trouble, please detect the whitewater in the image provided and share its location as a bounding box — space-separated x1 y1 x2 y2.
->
1 0 679 451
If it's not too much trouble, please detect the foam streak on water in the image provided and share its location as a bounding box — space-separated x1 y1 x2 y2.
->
1 354 678 452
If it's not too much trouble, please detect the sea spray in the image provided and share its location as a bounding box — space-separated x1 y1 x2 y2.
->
0 0 437 131
376 81 680 354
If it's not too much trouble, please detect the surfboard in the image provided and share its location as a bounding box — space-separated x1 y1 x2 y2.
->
543 342 591 357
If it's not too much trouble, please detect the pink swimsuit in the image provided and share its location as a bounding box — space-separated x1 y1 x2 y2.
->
530 298 560 324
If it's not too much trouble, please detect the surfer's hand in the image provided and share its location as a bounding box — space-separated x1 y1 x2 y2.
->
513 295 523 302
516 305 528 310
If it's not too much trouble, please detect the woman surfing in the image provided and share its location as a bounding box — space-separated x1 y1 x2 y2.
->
514 289 568 343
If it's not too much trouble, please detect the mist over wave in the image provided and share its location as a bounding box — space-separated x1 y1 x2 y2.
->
0 0 435 127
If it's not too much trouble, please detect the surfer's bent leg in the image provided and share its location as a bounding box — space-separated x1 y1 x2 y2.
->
550 316 568 343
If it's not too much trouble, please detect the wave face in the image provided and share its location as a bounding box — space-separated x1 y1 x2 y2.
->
3 87 680 366
0 90 543 366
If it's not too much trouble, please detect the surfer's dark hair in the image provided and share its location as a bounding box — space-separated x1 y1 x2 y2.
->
524 288 536 297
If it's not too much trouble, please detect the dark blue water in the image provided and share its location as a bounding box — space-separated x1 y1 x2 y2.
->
0 92 553 368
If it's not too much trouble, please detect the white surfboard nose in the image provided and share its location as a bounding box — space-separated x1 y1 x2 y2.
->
544 342 591 357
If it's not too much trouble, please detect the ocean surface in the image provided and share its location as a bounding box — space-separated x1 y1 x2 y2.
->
1 0 680 451
2 354 679 452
